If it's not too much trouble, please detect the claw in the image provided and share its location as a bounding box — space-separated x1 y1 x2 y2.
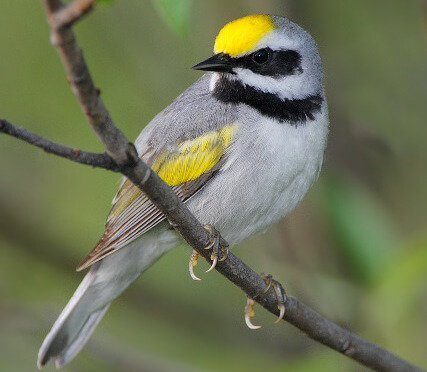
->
275 303 285 323
272 280 286 323
244 298 261 330
245 315 261 330
261 273 272 294
204 225 216 250
205 255 218 273
203 224 228 274
204 240 215 250
189 250 201 281
205 224 219 272
218 247 229 262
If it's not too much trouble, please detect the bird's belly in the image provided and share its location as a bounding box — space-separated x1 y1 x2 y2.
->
188 115 327 246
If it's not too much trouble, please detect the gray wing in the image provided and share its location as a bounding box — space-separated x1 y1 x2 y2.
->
77 73 237 271
135 73 236 153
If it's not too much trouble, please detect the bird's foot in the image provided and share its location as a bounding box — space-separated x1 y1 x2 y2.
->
204 224 229 272
244 273 286 329
188 224 229 281
261 273 286 323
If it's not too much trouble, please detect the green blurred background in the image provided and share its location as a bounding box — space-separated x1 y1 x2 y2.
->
0 0 426 371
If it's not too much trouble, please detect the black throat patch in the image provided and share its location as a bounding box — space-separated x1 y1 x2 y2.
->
213 75 323 125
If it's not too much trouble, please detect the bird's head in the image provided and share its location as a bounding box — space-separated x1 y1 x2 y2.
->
193 14 324 102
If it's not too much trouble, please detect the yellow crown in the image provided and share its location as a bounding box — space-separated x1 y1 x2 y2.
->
214 15 276 57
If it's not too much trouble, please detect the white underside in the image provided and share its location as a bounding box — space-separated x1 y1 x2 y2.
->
188 105 329 245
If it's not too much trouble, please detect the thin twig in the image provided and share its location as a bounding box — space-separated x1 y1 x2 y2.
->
51 0 94 29
1 1 423 371
0 119 118 170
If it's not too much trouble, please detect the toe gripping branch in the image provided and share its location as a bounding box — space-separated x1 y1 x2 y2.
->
188 224 229 281
244 274 287 330
186 226 285 331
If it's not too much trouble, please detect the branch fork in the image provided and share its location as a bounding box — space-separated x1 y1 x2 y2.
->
46 0 94 30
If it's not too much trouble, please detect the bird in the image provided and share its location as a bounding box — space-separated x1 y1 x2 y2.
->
37 14 329 369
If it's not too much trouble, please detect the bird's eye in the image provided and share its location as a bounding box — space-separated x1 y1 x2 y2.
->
252 49 270 64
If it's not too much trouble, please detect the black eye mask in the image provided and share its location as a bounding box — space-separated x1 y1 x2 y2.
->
233 48 303 77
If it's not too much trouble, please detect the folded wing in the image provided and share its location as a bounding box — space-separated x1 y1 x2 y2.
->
77 123 237 271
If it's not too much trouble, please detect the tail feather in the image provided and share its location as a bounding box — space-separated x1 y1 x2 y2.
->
55 304 110 368
37 265 107 369
37 225 178 369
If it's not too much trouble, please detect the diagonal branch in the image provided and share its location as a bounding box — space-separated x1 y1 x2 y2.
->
0 1 422 371
3 116 422 372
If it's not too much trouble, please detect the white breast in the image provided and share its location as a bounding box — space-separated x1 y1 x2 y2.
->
188 106 329 246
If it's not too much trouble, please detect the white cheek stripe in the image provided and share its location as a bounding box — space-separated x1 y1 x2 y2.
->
234 68 316 101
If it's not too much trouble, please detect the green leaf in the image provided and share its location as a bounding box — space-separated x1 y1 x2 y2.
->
151 0 192 37
323 174 399 284
363 235 427 362
376 234 427 299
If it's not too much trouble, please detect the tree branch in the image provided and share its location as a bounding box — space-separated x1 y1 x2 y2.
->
0 1 422 371
41 0 133 166
0 119 118 170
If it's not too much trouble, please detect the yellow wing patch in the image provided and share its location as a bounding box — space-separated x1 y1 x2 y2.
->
214 14 275 57
108 124 238 221
153 124 238 185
